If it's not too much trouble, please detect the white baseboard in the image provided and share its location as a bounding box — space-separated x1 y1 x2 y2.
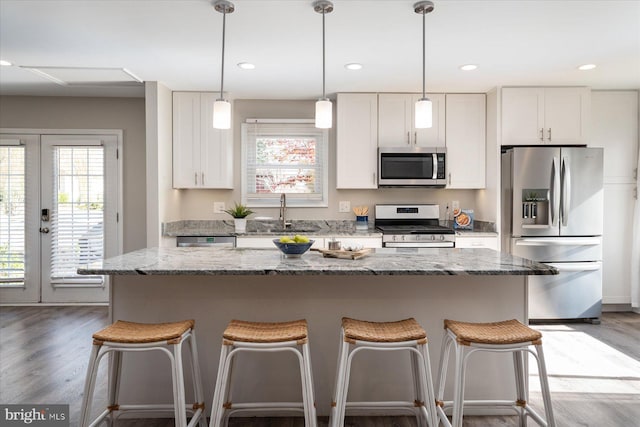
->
602 303 633 312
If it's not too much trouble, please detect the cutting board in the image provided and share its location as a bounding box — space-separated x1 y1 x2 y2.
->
313 248 372 260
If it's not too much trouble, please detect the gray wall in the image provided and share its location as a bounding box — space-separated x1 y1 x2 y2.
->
0 95 147 252
178 99 479 222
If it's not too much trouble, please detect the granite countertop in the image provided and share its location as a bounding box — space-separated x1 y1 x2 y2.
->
78 247 556 276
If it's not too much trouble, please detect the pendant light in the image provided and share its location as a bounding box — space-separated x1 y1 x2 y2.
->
213 0 234 130
414 1 434 129
313 0 334 129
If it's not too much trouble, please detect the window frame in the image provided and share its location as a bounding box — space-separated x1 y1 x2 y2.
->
241 120 329 208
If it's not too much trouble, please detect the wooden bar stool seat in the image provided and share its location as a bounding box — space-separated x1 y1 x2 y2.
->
79 320 206 427
329 317 440 427
436 319 556 427
209 319 317 427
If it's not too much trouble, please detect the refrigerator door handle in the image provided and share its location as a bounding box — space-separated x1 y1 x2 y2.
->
550 156 560 227
546 262 602 272
515 237 601 246
561 156 571 227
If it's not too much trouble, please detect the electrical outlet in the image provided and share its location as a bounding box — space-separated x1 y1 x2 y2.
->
339 201 351 213
214 202 226 214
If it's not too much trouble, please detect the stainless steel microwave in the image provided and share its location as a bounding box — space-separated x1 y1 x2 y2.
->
378 147 446 187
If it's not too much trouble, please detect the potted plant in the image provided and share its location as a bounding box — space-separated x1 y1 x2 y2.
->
224 202 254 233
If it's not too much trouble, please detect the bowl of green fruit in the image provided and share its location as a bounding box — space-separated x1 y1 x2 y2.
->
273 235 314 258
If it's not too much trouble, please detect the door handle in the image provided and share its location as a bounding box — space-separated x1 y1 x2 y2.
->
561 156 570 227
39 227 50 234
549 157 559 227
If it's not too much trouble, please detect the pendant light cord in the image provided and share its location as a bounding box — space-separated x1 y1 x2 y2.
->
220 9 227 100
422 10 426 99
322 8 326 99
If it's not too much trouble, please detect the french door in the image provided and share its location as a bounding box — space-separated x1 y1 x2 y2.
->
0 132 119 303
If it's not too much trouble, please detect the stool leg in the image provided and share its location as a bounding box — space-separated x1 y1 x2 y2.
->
107 350 123 415
329 330 348 427
451 343 467 427
534 344 556 427
187 331 207 427
172 341 188 427
417 343 439 427
334 340 351 427
210 343 232 427
513 350 526 427
301 341 318 427
409 350 424 426
79 344 102 427
436 333 454 403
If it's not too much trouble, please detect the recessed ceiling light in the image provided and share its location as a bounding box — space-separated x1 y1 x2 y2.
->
459 64 478 71
237 62 255 70
344 63 363 70
578 64 596 71
0 60 12 66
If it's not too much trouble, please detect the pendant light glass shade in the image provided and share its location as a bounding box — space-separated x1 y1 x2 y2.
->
415 98 432 129
213 99 231 129
315 99 332 129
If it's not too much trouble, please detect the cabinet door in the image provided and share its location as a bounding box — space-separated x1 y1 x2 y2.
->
455 236 498 250
544 87 590 145
332 236 383 248
502 88 544 145
413 93 446 147
336 94 378 189
445 94 486 188
378 94 412 147
200 93 233 189
173 92 201 188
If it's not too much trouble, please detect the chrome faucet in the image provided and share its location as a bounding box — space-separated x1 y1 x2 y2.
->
279 193 290 230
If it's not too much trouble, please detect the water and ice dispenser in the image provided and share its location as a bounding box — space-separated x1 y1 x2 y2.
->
521 189 548 225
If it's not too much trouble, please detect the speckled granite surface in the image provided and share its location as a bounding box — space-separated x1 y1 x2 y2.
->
78 247 556 276
163 219 494 237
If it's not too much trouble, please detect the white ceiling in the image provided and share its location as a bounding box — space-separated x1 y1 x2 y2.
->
1 0 639 99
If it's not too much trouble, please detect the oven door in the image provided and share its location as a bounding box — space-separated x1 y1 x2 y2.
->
378 147 446 187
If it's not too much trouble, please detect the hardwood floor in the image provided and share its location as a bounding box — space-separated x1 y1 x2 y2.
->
1 307 639 426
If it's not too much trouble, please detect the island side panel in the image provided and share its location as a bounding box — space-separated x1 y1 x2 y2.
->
110 274 526 416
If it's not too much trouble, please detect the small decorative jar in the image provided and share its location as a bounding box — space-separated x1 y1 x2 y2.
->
355 215 368 231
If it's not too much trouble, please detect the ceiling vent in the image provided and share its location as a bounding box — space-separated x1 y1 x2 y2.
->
19 66 143 87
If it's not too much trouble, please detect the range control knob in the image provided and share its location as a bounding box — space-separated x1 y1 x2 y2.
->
440 235 445 241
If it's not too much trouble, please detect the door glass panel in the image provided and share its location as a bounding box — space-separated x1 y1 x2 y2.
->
0 146 25 286
50 146 104 284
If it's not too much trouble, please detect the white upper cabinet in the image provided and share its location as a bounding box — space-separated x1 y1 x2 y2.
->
173 92 233 189
378 93 446 147
336 93 378 189
445 94 486 189
501 87 590 146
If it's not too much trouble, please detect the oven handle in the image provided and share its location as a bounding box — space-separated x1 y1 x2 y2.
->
385 242 455 248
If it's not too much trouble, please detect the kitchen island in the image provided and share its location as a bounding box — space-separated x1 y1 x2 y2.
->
78 247 556 417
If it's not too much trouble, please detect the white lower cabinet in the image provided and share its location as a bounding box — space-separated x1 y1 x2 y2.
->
332 236 383 249
455 236 498 250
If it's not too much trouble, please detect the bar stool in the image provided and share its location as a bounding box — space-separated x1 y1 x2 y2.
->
79 319 206 427
209 319 317 427
329 317 439 427
436 319 556 427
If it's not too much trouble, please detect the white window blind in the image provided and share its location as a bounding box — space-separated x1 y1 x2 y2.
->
0 145 25 285
242 122 329 207
50 146 105 283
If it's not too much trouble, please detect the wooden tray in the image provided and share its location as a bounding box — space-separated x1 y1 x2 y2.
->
313 248 372 260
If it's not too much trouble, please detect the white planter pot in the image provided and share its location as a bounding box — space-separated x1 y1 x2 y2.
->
234 218 247 233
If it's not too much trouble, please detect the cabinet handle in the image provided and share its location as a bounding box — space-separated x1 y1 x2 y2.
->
201 172 205 185
548 128 552 141
373 172 376 185
407 132 411 145
448 173 451 185
414 132 417 145
540 128 544 142
195 172 198 185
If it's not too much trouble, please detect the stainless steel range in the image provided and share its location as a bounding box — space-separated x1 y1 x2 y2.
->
375 204 455 248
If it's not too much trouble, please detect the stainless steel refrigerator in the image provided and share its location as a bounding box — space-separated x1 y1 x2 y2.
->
502 147 604 322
